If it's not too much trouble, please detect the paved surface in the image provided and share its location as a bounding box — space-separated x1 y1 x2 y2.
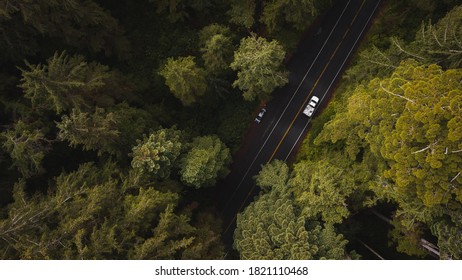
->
215 0 383 252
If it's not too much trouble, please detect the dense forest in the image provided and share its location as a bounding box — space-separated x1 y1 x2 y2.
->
0 0 460 260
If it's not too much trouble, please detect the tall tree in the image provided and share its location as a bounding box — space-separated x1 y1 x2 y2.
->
260 0 319 33
150 0 213 23
290 160 354 224
199 24 234 74
0 0 129 61
228 0 256 29
0 162 224 259
56 108 120 156
179 135 231 188
230 34 288 101
316 60 462 256
19 51 111 114
131 128 184 180
1 120 50 178
159 56 207 106
234 161 349 259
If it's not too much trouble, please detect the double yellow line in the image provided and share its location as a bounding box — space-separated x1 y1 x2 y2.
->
268 0 365 161
223 0 367 236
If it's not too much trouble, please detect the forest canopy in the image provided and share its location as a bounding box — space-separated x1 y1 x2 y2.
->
0 0 461 260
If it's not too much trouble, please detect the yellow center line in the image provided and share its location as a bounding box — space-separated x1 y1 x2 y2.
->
269 0 366 162
223 0 367 236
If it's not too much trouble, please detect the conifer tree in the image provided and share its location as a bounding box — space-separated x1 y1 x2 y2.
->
231 35 288 101
179 135 231 188
56 108 120 156
131 128 184 180
1 121 50 178
234 161 349 259
159 56 207 106
19 51 110 114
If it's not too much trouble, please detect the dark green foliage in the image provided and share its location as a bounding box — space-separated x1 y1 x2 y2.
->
159 56 208 106
56 108 120 156
19 51 110 114
1 121 50 178
0 0 129 61
199 24 235 74
260 0 319 33
179 135 231 188
0 162 224 259
228 0 256 29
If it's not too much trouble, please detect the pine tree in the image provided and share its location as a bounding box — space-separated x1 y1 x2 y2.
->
159 56 208 106
0 0 129 61
234 161 349 259
131 127 184 180
199 24 234 74
228 0 256 29
261 0 319 33
56 108 120 156
230 34 288 101
1 120 50 178
19 51 110 114
179 135 231 188
290 160 353 224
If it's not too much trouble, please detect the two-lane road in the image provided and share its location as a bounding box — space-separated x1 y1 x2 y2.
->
216 0 383 250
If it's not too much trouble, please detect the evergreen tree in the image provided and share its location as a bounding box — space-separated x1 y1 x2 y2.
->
0 162 224 259
228 0 256 29
19 51 110 114
131 128 184 180
260 0 319 33
290 160 353 224
234 161 349 259
230 34 288 101
0 0 129 61
56 108 120 156
316 60 462 257
179 135 231 188
1 120 50 178
159 56 207 106
199 24 234 74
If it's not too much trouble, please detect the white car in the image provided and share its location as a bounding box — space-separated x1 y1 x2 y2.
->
303 96 319 117
255 108 267 124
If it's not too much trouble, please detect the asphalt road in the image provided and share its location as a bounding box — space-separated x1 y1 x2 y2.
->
215 0 383 252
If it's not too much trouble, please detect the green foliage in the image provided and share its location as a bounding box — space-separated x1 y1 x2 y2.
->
410 5 462 68
314 60 462 257
179 135 231 188
56 108 120 156
318 61 462 213
150 0 213 23
131 128 184 180
234 161 348 259
228 0 256 29
291 160 353 224
432 216 462 259
1 121 50 178
389 214 427 257
254 159 290 192
230 34 288 101
19 51 111 114
347 4 462 83
0 0 129 61
0 162 224 259
159 56 207 106
199 24 234 74
261 0 318 33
